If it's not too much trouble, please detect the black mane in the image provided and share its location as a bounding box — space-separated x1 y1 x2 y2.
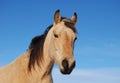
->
28 25 53 71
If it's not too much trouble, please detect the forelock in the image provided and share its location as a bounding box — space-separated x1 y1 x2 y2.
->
61 17 76 33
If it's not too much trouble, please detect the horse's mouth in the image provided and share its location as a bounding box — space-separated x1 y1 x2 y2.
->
60 68 72 74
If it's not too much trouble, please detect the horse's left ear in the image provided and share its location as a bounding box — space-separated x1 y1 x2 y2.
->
54 9 61 25
71 12 77 25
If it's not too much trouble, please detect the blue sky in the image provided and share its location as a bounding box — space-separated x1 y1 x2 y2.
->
0 0 120 83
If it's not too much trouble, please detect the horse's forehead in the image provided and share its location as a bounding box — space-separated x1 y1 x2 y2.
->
54 22 76 35
53 22 65 32
56 22 66 28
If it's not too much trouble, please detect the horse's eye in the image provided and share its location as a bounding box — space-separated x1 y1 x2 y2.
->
74 37 77 42
54 34 59 38
75 37 77 40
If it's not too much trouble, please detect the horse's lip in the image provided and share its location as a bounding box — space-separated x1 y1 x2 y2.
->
60 68 72 75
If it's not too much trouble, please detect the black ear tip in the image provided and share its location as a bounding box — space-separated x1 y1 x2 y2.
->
55 9 60 13
74 12 77 16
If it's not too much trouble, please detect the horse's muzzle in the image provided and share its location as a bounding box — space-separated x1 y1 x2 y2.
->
61 59 75 74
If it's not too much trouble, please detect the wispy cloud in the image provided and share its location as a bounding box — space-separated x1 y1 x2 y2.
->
52 68 120 83
77 39 120 57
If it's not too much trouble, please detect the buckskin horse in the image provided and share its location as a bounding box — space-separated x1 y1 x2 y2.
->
0 10 77 83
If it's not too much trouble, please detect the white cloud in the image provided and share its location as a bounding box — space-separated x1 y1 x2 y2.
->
76 38 120 57
78 42 120 57
52 68 120 83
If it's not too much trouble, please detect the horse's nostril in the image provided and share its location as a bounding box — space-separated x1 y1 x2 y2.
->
62 59 69 70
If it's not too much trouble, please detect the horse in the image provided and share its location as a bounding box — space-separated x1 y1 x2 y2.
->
0 10 77 83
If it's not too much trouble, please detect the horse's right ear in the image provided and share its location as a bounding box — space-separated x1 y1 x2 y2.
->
54 9 61 25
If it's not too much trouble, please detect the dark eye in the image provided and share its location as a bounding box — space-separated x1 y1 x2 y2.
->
74 37 77 41
75 37 77 40
54 34 59 38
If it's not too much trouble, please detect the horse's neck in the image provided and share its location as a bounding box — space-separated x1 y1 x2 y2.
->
18 28 54 83
28 30 54 83
34 52 54 79
36 27 55 82
22 50 53 83
35 54 53 83
27 55 53 83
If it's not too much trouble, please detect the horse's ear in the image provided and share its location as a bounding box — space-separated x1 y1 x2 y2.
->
71 12 77 25
54 9 61 25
